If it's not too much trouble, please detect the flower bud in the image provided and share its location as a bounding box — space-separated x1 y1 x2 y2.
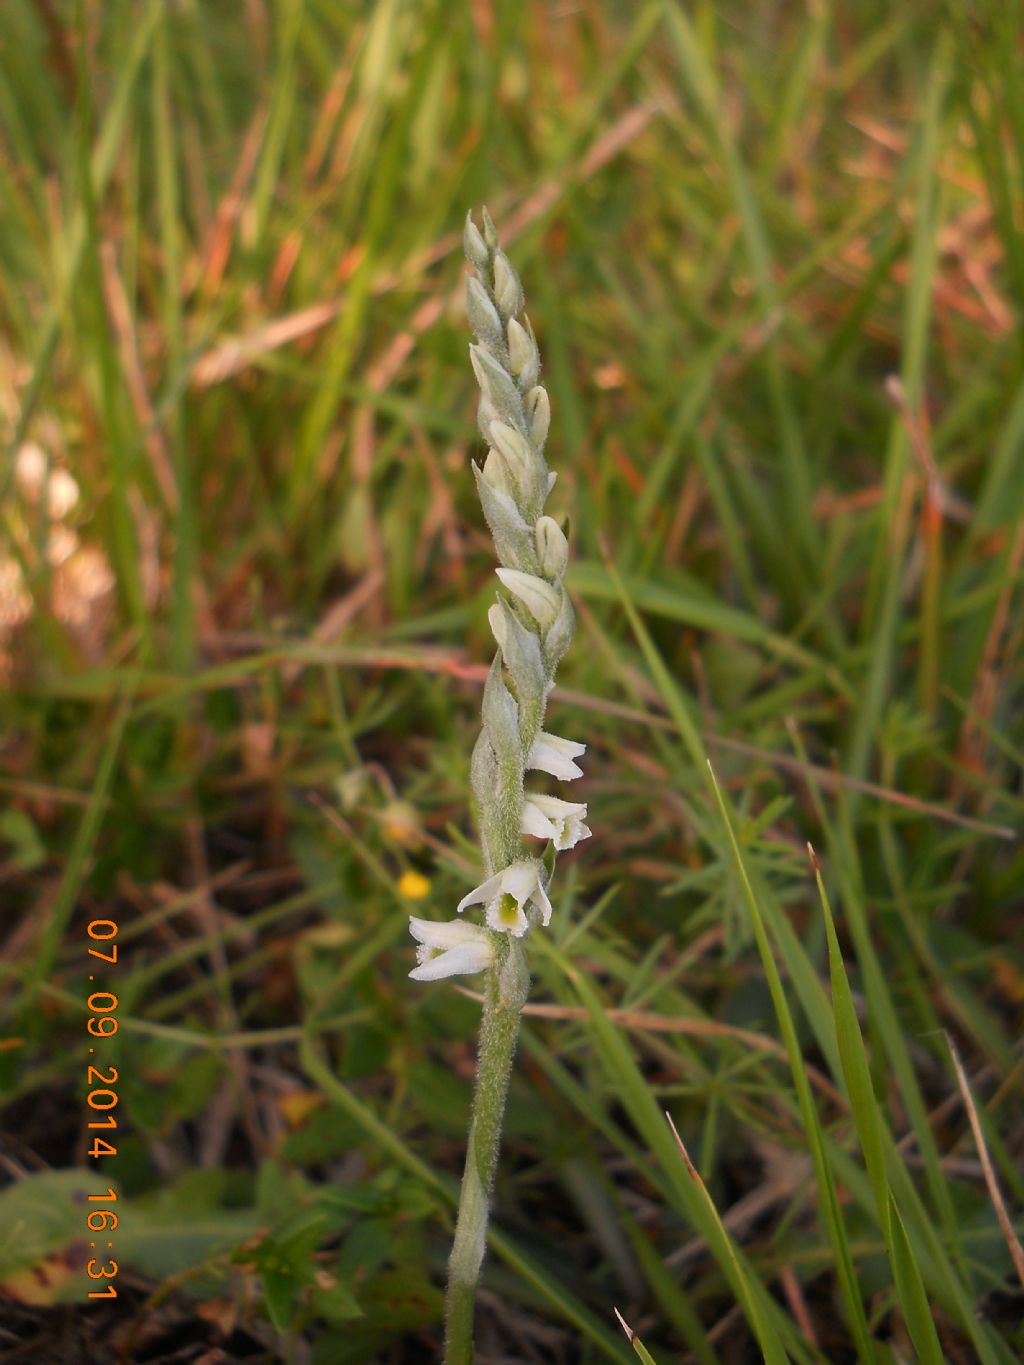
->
481 448 515 498
487 602 508 653
481 205 500 250
488 421 532 485
496 568 561 627
507 317 539 390
535 516 568 578
492 251 523 318
524 385 550 451
466 276 505 359
463 212 489 272
476 393 498 445
470 344 526 434
489 598 545 700
474 462 538 571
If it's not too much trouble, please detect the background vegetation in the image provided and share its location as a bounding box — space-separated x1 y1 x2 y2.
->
1 1 1022 1361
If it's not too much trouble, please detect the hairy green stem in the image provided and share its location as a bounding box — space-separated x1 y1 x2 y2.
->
444 938 528 1363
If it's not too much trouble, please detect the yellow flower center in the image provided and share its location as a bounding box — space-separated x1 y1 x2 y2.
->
495 892 520 928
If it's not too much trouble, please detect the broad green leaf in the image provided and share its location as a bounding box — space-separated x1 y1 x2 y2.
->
0 1169 100 1305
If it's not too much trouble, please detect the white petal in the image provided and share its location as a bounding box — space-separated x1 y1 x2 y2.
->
409 940 493 981
456 870 505 914
522 802 558 840
526 794 587 820
532 878 553 926
522 794 591 851
528 731 586 781
409 916 491 949
499 861 540 907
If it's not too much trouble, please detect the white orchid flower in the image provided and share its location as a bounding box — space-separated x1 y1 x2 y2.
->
527 731 586 781
521 794 591 850
457 860 552 937
408 917 495 982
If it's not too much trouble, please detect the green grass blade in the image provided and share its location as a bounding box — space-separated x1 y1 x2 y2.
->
662 1113 790 1365
888 1196 946 1365
812 853 890 1242
542 941 800 1364
707 768 877 1363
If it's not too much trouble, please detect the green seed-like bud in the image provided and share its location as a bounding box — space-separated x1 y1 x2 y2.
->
524 385 550 451
535 515 568 578
492 252 523 319
496 568 561 627
507 317 539 390
470 344 526 434
489 421 531 484
467 276 506 360
464 212 489 272
481 448 515 498
488 598 545 700
474 461 538 571
481 205 500 250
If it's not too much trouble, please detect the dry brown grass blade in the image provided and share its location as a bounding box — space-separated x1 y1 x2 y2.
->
191 299 343 388
945 1032 1024 1291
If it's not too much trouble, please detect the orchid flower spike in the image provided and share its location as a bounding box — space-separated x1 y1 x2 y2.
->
416 209 596 1359
456 860 553 937
408 917 495 982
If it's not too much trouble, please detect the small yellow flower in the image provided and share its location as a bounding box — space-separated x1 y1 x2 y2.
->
398 870 431 900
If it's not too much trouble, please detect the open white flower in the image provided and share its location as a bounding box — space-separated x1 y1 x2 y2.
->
409 917 494 982
457 860 552 937
527 731 586 781
522 794 591 850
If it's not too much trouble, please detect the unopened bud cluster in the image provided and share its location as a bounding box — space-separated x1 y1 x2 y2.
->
409 209 589 984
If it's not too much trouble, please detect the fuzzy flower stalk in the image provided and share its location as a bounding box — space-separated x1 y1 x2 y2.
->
409 210 588 1362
